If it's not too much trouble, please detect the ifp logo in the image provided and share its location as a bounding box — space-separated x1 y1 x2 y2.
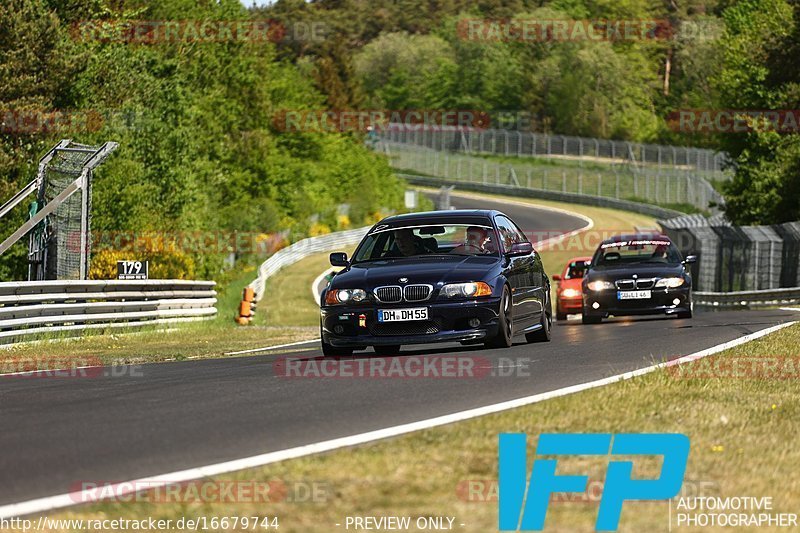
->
498 433 689 531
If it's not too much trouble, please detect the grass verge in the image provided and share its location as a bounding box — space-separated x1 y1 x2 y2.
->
41 321 800 532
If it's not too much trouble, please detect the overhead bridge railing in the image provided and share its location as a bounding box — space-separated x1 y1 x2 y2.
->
0 279 217 344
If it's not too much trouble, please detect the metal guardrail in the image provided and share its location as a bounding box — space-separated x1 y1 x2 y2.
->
249 228 369 303
400 174 685 220
0 279 217 344
694 288 800 309
660 215 800 292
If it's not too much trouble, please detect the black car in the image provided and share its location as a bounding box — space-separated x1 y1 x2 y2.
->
319 210 552 356
581 233 696 324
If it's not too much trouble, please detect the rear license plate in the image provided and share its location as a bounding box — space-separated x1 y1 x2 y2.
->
378 308 428 322
618 290 651 300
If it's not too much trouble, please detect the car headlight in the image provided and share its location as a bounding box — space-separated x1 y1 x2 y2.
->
655 277 685 288
561 288 581 298
325 288 367 305
586 280 614 291
440 282 492 298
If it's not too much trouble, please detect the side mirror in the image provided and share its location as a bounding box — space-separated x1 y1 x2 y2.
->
330 252 349 267
683 255 697 264
508 242 533 256
552 274 562 281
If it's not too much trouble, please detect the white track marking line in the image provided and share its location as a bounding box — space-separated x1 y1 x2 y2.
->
223 338 320 356
0 320 793 520
0 365 101 379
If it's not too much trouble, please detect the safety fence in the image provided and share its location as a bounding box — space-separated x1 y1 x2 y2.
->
381 124 730 175
0 279 216 345
660 215 800 292
382 142 723 213
249 227 369 303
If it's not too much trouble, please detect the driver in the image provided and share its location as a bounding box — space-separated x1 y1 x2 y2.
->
651 243 670 261
450 226 490 255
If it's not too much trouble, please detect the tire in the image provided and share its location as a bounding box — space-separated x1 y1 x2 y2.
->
556 306 568 321
581 307 602 324
676 297 694 319
486 286 513 348
526 300 552 343
374 345 401 355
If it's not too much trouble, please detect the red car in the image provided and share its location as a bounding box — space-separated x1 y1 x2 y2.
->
552 256 592 320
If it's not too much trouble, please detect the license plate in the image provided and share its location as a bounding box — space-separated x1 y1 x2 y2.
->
378 308 428 322
618 290 651 300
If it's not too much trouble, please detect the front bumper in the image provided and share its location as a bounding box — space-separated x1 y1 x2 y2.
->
582 287 692 318
321 297 501 347
557 296 583 313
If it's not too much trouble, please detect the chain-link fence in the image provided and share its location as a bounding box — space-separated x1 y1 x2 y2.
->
39 146 95 280
381 125 731 176
660 215 800 292
383 142 723 213
0 140 117 281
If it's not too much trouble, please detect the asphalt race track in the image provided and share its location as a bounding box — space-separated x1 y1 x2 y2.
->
0 194 795 511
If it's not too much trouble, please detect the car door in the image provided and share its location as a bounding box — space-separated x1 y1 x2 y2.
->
509 215 548 324
495 215 538 327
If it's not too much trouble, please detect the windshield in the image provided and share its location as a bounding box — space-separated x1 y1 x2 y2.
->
353 224 499 261
564 260 590 279
593 239 682 266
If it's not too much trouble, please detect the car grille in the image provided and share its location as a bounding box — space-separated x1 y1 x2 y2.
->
374 284 433 303
369 320 441 336
615 278 656 290
403 284 433 302
374 286 402 303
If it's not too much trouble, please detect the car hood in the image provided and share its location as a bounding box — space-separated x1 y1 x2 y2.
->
332 255 500 288
586 263 686 280
558 278 583 291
